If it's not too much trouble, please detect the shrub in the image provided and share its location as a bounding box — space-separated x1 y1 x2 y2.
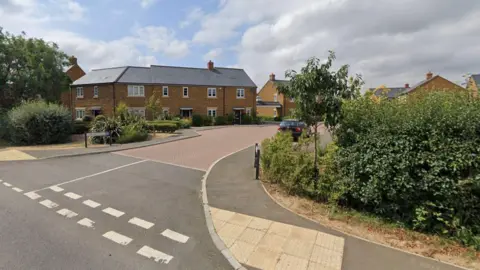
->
214 116 227 125
89 116 121 144
82 115 93 122
227 113 234 125
179 118 191 129
7 101 72 145
274 116 283 122
146 121 178 133
242 114 252 124
202 115 214 126
72 120 90 134
192 114 203 127
0 112 8 140
117 124 148 144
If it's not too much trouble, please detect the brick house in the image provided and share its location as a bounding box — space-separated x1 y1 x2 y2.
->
467 74 480 96
371 72 465 99
256 73 296 117
68 61 257 121
61 56 86 107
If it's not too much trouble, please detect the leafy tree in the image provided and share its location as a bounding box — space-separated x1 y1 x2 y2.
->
0 27 70 110
277 51 363 187
146 91 162 120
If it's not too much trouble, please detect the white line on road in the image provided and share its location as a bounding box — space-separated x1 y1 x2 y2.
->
57 208 78 218
3 182 12 187
161 229 189 243
49 186 64 192
128 217 154 229
83 199 101 208
24 192 41 200
103 231 132 245
115 152 207 172
12 187 23 192
102 207 125 218
39 199 59 209
77 218 95 228
137 246 173 264
64 192 82 200
30 160 148 193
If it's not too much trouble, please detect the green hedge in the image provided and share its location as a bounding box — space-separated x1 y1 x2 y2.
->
72 120 90 134
7 101 72 145
117 124 149 144
192 114 203 127
215 116 227 125
146 122 178 133
202 115 213 126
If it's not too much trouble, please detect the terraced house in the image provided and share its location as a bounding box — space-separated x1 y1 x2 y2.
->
68 61 257 121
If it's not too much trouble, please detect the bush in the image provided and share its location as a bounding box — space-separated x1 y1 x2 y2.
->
117 124 148 144
179 119 191 129
258 116 281 123
202 115 214 126
146 121 178 133
89 116 121 144
336 91 480 248
227 113 234 125
82 115 93 122
72 120 90 134
192 114 203 127
242 114 252 125
274 116 283 122
0 112 8 140
7 101 72 145
214 116 227 125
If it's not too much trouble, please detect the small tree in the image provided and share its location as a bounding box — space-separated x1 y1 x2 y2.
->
277 51 363 188
146 92 162 120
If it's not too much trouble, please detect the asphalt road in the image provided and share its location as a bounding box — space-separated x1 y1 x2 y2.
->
0 153 231 270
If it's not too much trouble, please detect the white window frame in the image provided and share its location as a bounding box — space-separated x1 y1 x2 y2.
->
207 107 217 117
128 107 146 117
93 86 99 98
75 108 85 120
246 107 252 115
127 85 145 97
207 88 217 98
273 93 278 102
76 87 84 98
183 87 189 98
163 86 169 97
273 109 277 117
236 88 245 99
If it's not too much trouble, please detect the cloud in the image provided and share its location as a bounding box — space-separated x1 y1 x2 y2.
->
134 26 190 58
203 48 223 61
179 7 204 28
140 0 156 8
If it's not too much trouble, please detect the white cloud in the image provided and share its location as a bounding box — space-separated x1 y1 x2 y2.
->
140 0 156 8
203 48 223 61
179 7 204 28
134 26 190 58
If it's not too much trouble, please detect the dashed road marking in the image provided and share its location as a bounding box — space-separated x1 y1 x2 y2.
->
77 218 95 228
12 187 23 192
64 192 82 200
102 207 125 218
57 208 78 218
83 199 101 208
24 192 41 200
137 246 173 264
39 199 59 209
3 182 12 187
49 186 64 192
103 231 132 246
128 217 154 229
161 229 189 243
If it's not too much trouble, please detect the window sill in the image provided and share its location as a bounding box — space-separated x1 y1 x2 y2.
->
76 96 84 99
183 96 189 98
207 96 217 99
127 96 146 98
236 97 245 99
93 96 98 99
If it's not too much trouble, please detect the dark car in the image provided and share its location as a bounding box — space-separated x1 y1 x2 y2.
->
278 120 307 140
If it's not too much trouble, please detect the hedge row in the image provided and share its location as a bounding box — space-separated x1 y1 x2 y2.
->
146 121 178 133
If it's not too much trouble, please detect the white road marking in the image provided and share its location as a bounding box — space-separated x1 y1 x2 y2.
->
128 217 154 229
56 208 78 218
115 152 207 172
77 218 95 228
49 186 64 192
24 192 41 200
64 192 82 200
137 246 173 264
3 182 12 187
103 231 132 245
102 207 125 218
31 160 148 193
83 199 101 208
161 229 189 243
12 187 23 192
39 199 59 209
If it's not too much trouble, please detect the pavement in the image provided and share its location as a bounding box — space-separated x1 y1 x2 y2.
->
206 146 465 270
0 125 278 270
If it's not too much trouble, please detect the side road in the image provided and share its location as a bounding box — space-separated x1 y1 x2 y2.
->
205 146 465 270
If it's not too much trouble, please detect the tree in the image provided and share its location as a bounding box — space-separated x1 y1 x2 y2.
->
146 92 162 120
277 51 363 188
0 27 70 110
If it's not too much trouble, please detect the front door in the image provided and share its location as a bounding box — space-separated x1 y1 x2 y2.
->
181 109 192 118
234 110 242 124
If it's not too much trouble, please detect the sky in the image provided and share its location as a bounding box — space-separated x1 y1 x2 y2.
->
1 0 479 89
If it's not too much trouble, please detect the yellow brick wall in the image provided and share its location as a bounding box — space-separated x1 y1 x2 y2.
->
71 84 115 119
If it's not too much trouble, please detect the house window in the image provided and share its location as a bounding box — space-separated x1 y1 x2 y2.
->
128 107 146 117
163 86 169 97
207 108 217 117
75 108 85 119
208 88 217 98
128 85 145 97
273 94 278 102
273 109 277 117
236 88 245 99
93 86 99 98
246 107 252 115
183 87 189 98
76 87 84 98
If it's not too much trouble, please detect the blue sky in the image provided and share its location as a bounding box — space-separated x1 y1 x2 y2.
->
0 0 479 88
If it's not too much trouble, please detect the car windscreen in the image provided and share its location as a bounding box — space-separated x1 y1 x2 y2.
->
280 121 299 127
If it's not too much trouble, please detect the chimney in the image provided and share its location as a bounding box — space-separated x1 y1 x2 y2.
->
426 71 433 80
269 73 276 81
207 60 214 70
404 83 410 88
69 55 78 66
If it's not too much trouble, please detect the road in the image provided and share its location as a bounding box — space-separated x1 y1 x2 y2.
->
0 126 277 270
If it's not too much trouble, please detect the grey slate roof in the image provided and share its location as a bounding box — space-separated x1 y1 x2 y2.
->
72 67 127 86
73 65 257 88
371 87 408 99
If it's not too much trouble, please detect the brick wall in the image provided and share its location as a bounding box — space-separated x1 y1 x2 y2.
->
66 65 86 82
410 76 464 94
257 106 278 117
71 84 115 118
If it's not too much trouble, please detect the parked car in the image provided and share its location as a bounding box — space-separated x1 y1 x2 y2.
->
278 120 307 140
